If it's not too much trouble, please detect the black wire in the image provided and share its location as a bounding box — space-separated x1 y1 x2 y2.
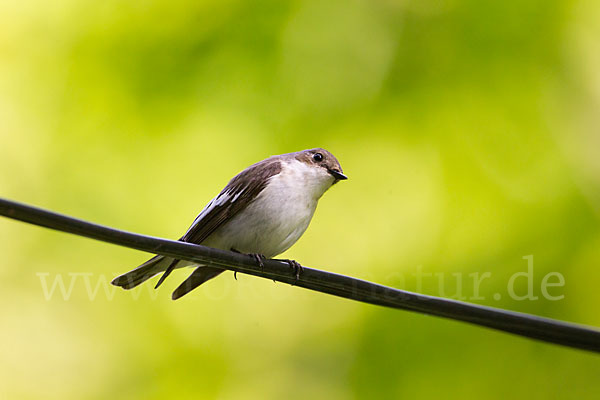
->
1 197 599 353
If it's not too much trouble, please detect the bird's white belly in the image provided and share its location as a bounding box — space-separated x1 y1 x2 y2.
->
202 168 322 257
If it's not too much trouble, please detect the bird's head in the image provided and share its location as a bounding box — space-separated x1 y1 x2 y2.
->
295 148 347 182
286 148 347 200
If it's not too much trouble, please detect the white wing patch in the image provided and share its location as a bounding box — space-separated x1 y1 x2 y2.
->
182 185 246 237
231 188 245 202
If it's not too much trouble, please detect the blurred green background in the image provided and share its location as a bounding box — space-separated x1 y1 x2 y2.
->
2 0 600 398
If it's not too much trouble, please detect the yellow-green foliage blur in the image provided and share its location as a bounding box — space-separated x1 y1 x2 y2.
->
1 0 600 398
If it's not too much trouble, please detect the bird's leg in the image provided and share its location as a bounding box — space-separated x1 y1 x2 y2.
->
231 248 265 271
251 253 266 269
276 259 303 283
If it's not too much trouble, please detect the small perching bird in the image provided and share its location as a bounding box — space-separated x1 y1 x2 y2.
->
111 148 347 299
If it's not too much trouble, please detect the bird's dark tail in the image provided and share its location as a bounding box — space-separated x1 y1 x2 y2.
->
111 255 176 289
172 267 224 300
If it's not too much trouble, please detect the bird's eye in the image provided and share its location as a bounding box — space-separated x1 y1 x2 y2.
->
313 153 324 162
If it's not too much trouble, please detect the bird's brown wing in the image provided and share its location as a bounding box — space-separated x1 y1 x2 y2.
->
154 158 282 288
181 158 282 243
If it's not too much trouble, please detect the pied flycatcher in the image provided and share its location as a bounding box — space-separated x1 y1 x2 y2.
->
111 148 347 299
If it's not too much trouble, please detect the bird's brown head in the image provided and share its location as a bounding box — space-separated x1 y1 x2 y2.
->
295 148 347 181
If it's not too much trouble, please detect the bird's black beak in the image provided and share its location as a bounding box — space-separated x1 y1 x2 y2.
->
328 168 348 180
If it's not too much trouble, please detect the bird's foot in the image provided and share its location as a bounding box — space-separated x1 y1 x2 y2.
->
231 248 265 271
283 259 303 283
251 253 266 270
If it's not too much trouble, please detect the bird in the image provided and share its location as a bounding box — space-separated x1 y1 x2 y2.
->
111 148 347 300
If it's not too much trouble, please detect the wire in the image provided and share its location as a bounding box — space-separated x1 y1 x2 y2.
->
1 197 599 353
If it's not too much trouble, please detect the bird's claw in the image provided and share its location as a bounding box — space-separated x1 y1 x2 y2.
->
251 253 266 270
231 248 265 271
285 259 303 284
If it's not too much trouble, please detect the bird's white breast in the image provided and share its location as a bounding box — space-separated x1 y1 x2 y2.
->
203 159 334 257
